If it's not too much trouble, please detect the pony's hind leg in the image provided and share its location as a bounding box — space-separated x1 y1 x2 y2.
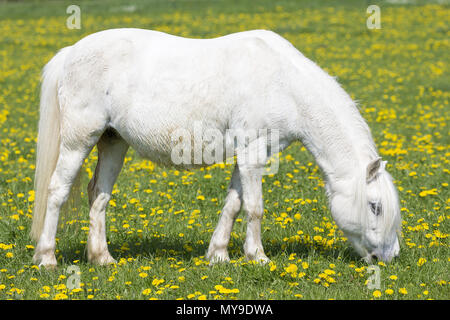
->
206 165 243 264
87 130 128 265
33 142 96 268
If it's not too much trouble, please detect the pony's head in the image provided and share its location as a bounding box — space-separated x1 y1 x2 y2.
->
329 158 401 263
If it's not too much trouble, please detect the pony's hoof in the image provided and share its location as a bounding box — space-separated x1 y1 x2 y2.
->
245 252 270 265
33 253 57 270
257 256 271 265
88 252 116 266
206 249 230 265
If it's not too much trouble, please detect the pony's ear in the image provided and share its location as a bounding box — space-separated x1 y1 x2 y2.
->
366 157 382 183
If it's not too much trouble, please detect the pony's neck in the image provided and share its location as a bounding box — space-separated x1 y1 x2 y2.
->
283 48 379 192
295 93 378 193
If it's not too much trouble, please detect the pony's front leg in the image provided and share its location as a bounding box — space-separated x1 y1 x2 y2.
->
206 165 243 264
87 134 128 265
239 165 269 264
238 138 270 264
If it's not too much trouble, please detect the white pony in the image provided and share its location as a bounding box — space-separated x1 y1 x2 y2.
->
31 29 401 268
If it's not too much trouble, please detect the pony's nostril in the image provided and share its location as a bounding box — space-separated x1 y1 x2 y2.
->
371 254 378 261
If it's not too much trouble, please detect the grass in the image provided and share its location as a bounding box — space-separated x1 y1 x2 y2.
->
0 0 448 300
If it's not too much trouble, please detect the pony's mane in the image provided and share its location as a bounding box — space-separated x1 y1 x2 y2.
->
348 101 379 163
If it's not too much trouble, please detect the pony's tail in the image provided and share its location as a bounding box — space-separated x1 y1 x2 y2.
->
31 47 73 242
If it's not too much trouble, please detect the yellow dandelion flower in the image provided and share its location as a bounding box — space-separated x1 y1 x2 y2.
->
142 288 152 295
54 293 68 300
285 264 298 273
152 278 165 286
417 258 426 267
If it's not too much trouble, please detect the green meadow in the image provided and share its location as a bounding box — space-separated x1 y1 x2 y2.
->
0 0 448 300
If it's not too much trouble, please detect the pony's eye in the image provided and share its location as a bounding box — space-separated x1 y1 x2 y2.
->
369 202 382 216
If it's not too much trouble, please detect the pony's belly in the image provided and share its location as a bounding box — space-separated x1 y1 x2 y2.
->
115 117 235 168
130 134 236 169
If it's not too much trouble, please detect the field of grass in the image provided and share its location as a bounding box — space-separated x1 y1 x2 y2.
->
0 0 448 300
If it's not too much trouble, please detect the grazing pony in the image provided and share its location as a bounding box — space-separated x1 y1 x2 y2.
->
31 29 401 267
